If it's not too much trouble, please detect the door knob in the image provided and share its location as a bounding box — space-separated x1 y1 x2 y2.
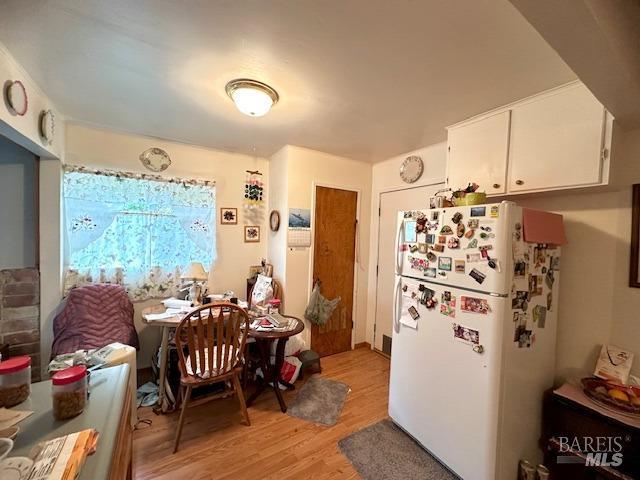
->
492 183 500 189
515 179 524 186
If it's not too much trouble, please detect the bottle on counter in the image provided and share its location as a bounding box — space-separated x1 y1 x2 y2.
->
0 356 31 407
52 365 88 420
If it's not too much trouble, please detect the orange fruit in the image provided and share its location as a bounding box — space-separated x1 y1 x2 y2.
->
608 389 630 402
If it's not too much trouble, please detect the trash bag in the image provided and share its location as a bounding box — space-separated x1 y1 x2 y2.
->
304 282 340 326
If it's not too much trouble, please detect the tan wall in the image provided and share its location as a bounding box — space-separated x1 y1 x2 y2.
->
65 124 269 367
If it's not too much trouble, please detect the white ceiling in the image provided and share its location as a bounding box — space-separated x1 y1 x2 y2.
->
0 0 576 162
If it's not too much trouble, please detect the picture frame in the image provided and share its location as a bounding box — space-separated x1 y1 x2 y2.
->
244 225 260 243
220 207 238 225
631 184 640 287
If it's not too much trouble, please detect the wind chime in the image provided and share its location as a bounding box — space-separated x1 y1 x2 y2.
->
244 170 263 209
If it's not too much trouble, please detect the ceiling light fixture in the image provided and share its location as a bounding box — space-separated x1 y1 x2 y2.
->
225 78 279 117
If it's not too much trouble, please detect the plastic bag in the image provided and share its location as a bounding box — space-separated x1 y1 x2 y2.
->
304 282 340 326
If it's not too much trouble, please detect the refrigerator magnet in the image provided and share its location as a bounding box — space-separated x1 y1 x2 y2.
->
431 244 445 252
467 218 479 228
440 225 453 235
452 212 463 224
469 268 486 284
470 206 486 217
456 223 465 237
438 257 452 271
404 221 417 243
464 229 475 239
461 296 490 314
466 239 478 249
447 237 460 249
466 253 482 263
408 305 420 320
424 267 437 278
454 260 465 273
490 206 499 218
452 323 480 345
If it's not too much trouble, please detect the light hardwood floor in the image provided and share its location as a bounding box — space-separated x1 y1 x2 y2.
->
133 347 390 479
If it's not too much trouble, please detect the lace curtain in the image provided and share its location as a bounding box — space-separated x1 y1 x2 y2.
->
63 166 216 301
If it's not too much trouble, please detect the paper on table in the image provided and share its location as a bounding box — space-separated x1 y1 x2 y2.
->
0 407 32 430
399 294 418 329
144 312 176 321
522 208 567 245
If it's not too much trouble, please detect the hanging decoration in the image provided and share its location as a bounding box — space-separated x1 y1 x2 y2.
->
244 170 264 208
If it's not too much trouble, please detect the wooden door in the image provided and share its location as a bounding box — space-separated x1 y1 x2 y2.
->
446 110 510 195
311 186 357 357
508 83 605 192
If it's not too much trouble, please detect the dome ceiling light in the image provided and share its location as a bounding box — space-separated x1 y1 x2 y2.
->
225 78 279 117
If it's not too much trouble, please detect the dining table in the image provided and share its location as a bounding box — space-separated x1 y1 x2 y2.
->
246 316 304 413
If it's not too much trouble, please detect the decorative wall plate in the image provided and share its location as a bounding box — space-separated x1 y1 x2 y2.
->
400 155 424 184
139 147 171 172
39 109 55 145
6 80 28 116
270 210 280 232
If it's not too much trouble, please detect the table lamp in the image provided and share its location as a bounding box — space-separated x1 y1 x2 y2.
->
181 262 208 304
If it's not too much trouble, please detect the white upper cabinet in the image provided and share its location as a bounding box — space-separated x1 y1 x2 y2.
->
446 82 612 196
446 111 510 195
508 83 606 193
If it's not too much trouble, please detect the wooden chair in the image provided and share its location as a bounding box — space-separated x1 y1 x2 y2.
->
173 302 250 453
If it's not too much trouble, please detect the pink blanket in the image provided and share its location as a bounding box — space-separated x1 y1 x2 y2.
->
51 284 139 358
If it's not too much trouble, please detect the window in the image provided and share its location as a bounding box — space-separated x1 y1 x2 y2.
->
63 166 216 301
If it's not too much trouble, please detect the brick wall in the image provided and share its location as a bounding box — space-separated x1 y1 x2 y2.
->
0 268 40 382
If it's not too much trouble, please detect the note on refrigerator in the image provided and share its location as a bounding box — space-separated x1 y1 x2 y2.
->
400 295 419 329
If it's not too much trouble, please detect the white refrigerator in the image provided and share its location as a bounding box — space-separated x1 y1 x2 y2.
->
389 201 561 480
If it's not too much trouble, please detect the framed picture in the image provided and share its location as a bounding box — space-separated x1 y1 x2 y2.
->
244 226 260 243
220 207 238 225
630 184 640 287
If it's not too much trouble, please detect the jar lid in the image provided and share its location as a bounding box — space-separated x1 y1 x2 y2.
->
52 365 87 385
0 356 31 374
268 299 281 305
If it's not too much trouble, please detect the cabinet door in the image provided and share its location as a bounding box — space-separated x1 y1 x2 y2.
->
508 84 605 192
446 111 510 195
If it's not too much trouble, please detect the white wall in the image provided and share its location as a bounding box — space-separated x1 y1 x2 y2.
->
0 136 37 268
267 146 288 290
365 143 447 346
65 124 269 367
268 145 372 347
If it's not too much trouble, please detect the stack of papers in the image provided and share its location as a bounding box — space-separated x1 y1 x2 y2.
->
0 407 32 430
28 429 99 480
250 315 296 332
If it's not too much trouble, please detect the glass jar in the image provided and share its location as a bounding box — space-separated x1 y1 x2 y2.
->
0 356 31 407
52 365 87 420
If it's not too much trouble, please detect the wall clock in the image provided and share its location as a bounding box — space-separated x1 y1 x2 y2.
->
400 155 424 184
270 210 280 232
139 147 171 172
5 80 28 116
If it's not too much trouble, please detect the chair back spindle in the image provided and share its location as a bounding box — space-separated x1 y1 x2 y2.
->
175 302 249 379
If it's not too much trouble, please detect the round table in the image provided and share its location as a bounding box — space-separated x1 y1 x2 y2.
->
246 316 304 413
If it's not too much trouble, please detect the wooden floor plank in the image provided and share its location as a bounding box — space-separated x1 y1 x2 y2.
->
133 348 390 479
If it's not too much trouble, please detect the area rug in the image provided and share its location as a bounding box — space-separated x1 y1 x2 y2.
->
338 419 457 480
287 375 350 426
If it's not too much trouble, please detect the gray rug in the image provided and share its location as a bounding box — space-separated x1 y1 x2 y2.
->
287 375 350 426
338 419 457 480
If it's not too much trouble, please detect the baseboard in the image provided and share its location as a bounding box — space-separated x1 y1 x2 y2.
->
354 342 371 350
373 347 390 360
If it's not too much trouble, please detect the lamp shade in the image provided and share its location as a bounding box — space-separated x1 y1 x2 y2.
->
181 262 208 281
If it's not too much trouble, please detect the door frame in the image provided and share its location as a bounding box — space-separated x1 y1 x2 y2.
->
309 181 361 350
372 181 445 353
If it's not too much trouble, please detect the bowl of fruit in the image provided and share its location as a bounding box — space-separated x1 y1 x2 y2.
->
582 377 640 417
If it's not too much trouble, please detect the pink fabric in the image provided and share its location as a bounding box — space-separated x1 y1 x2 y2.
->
522 208 567 245
51 284 139 358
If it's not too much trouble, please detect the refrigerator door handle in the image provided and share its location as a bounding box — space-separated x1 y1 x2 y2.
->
395 220 404 275
393 277 402 333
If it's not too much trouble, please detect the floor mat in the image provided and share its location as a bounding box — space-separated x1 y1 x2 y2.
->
338 419 458 480
287 375 350 426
